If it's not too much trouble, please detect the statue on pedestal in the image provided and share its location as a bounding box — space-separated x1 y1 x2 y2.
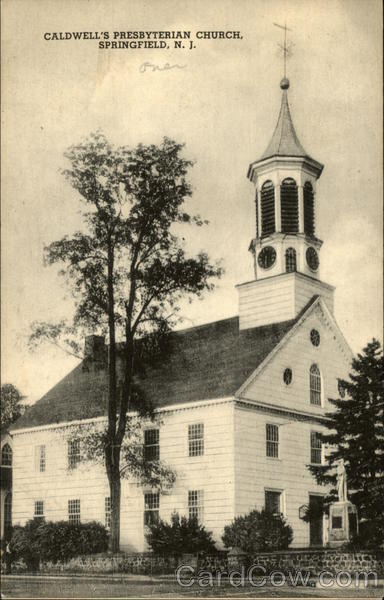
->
336 459 348 502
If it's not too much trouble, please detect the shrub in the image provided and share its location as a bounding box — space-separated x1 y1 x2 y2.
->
222 509 293 554
10 519 108 568
146 512 216 557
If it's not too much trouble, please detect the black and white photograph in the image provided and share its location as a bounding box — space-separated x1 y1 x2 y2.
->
1 0 383 597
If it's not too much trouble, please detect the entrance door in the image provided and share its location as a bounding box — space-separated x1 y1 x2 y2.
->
309 494 324 547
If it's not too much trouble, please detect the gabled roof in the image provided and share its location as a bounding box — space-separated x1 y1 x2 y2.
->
260 87 309 161
12 315 301 431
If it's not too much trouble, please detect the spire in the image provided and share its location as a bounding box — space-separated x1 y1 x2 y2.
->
260 78 310 161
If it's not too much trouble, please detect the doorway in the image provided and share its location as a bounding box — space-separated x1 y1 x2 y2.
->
309 494 324 547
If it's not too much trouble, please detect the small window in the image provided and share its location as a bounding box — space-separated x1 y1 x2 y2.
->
188 490 204 524
310 329 320 347
338 380 346 398
35 445 46 472
68 499 81 524
188 423 204 457
285 247 296 273
266 424 279 458
1 443 12 466
34 500 44 518
144 492 160 526
105 497 111 529
68 439 81 470
144 429 159 461
310 364 322 405
310 432 322 464
283 368 292 385
265 490 282 515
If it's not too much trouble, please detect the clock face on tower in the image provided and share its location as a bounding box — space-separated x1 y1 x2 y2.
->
258 246 276 269
306 247 319 271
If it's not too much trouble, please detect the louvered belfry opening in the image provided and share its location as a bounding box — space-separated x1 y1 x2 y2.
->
304 181 315 235
285 247 297 272
281 178 298 233
261 180 275 236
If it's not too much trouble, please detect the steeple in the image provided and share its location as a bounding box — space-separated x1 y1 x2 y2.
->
260 78 309 161
237 76 334 331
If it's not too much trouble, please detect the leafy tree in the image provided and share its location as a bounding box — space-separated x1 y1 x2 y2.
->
222 509 293 554
145 512 216 558
28 132 222 552
308 339 384 547
1 383 25 431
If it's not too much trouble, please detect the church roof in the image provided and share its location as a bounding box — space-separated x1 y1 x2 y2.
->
260 83 310 161
11 314 302 431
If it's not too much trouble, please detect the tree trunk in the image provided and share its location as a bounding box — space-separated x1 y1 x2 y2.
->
108 464 121 553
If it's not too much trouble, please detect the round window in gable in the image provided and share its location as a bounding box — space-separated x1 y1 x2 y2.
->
283 368 292 385
310 329 320 347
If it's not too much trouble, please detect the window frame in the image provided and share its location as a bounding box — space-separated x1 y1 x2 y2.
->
144 428 160 461
1 443 12 466
188 490 204 524
310 431 323 465
67 439 81 470
309 364 322 406
105 496 111 529
264 489 283 515
35 444 46 473
188 423 204 457
68 499 81 524
285 247 297 273
144 492 160 527
34 500 45 518
266 423 279 459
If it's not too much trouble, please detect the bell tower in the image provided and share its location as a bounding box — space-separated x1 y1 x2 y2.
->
237 77 335 330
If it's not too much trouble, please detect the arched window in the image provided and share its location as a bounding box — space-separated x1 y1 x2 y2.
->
4 493 12 534
261 180 275 236
281 178 298 233
1 443 12 466
310 364 322 405
285 247 297 272
304 182 315 235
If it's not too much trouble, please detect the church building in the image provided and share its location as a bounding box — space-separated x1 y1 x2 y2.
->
10 76 353 551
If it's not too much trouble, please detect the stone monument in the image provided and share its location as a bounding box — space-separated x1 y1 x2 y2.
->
328 459 358 547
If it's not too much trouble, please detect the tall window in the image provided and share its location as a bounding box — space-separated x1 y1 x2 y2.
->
310 432 322 464
188 490 204 523
188 423 204 457
68 499 81 524
68 439 81 469
265 490 282 515
144 429 159 461
34 500 44 519
105 497 111 529
1 443 12 466
266 424 279 458
261 180 275 236
144 492 159 526
281 178 298 233
304 182 315 235
35 445 46 472
285 247 296 272
4 493 12 533
310 364 322 405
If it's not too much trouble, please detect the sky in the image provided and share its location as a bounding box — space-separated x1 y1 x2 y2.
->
1 0 383 404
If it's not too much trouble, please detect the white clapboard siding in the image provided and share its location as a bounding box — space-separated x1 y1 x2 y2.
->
12 400 236 552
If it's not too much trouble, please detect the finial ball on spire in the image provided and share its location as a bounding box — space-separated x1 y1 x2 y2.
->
280 77 290 90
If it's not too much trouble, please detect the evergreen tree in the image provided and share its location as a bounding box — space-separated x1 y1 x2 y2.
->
1 383 25 431
308 339 384 546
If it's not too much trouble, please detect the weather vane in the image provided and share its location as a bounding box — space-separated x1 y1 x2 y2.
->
273 22 294 79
